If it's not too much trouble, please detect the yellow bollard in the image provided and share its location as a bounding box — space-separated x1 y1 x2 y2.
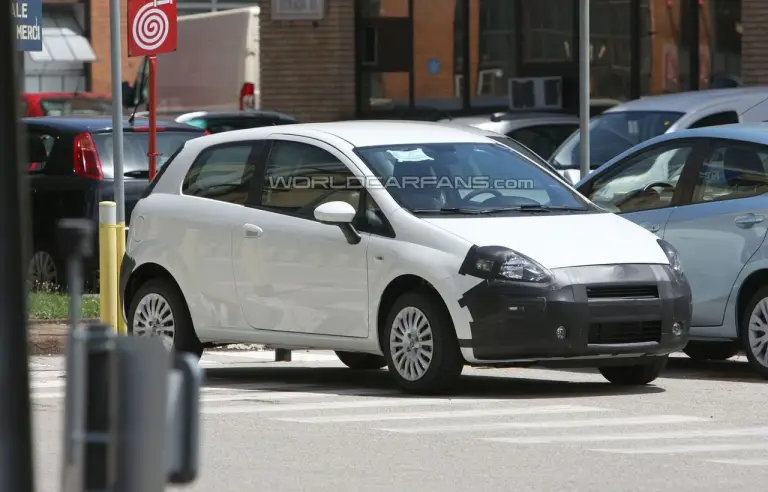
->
115 221 127 335
99 201 119 331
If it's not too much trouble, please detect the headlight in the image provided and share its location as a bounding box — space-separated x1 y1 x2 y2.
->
459 245 553 283
657 239 683 276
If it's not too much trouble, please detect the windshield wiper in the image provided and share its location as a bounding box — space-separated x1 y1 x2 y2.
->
411 207 488 215
124 170 149 178
512 204 588 212
412 205 587 215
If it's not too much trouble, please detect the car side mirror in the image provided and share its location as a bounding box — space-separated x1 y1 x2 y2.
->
314 201 361 245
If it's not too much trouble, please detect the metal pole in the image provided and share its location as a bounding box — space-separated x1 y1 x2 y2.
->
579 0 591 180
148 55 158 180
109 0 126 224
0 5 35 491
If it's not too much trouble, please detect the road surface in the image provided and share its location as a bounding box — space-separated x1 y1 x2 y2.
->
29 351 768 492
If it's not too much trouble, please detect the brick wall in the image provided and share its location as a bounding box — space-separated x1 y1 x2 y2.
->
742 0 768 85
88 0 142 96
259 1 356 122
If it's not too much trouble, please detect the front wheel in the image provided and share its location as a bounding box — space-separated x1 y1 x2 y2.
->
335 351 387 370
382 290 464 394
127 277 203 359
598 356 668 385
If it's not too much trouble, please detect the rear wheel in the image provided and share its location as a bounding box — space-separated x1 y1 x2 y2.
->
598 356 668 385
740 286 768 379
128 277 203 359
683 341 740 361
28 247 62 292
382 290 464 394
335 351 387 370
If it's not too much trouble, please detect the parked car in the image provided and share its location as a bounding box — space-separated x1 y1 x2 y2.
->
120 121 691 394
575 123 768 378
25 116 206 290
551 87 768 184
131 110 298 133
439 112 579 161
22 92 115 117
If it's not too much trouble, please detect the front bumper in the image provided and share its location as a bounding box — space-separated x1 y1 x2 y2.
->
457 263 692 364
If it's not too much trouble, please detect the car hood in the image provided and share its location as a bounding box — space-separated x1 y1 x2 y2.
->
422 213 669 269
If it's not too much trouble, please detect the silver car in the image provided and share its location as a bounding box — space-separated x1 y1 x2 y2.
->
575 123 768 378
552 87 768 184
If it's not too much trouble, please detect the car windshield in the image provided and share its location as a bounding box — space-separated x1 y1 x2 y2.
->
549 111 684 171
39 97 114 116
92 131 203 177
354 142 594 214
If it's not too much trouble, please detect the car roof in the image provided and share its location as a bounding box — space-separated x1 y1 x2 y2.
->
443 111 575 125
176 110 297 121
22 115 203 133
631 122 768 147
605 87 768 113
204 120 495 147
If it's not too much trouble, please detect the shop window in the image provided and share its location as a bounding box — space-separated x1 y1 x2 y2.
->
472 0 515 108
590 0 631 101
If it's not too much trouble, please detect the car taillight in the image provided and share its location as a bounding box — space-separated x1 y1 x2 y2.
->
204 130 211 135
72 132 103 180
239 82 255 110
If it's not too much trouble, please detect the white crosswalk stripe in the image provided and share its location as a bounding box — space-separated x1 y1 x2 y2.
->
27 367 768 468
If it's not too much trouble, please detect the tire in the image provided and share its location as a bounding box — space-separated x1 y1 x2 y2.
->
127 277 203 359
335 351 387 370
28 246 64 292
683 341 740 361
740 286 768 379
381 290 464 394
598 356 668 385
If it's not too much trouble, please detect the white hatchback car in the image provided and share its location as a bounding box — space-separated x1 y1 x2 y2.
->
120 121 692 394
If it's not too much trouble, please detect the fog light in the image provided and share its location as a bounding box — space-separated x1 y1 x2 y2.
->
555 326 567 339
672 322 683 336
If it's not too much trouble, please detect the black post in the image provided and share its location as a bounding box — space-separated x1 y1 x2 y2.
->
275 349 292 362
0 3 35 492
84 323 119 491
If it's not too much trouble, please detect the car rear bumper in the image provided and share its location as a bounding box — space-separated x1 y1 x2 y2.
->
457 263 692 365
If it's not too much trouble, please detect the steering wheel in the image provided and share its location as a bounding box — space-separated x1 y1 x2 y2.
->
642 182 675 192
463 189 503 202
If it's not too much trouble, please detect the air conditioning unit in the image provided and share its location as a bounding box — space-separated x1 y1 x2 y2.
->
508 76 563 110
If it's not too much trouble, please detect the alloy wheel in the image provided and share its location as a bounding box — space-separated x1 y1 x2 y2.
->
132 292 176 350
389 306 434 381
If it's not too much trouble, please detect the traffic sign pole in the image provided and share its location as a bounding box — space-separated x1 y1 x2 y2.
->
578 0 591 180
148 55 158 180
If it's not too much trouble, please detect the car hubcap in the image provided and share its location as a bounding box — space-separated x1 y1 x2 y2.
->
28 251 58 290
748 298 768 368
389 306 434 381
133 293 175 350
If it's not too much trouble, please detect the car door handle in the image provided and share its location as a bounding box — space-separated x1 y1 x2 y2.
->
640 222 660 233
242 224 263 238
734 213 765 228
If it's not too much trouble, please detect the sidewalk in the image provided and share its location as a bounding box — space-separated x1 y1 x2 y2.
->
27 321 73 355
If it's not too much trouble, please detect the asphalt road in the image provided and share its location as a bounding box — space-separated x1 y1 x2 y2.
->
29 351 768 492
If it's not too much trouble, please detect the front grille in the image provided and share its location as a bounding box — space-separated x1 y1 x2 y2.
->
586 285 658 299
588 320 662 344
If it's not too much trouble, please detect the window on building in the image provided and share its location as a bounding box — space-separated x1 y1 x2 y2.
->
473 0 515 107
182 143 260 205
590 0 631 101
521 1 574 63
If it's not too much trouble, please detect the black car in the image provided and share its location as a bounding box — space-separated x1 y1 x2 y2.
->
25 116 206 290
131 109 298 134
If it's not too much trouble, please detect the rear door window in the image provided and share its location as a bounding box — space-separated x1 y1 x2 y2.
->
688 111 739 129
507 123 579 160
91 131 205 178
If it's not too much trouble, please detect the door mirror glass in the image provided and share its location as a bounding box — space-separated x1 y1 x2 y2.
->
314 201 356 223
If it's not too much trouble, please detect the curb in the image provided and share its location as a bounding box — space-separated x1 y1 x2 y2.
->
26 320 268 356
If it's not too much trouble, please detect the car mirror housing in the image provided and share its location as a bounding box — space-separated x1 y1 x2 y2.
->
314 201 356 224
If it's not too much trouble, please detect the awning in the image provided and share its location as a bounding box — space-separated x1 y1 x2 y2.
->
28 27 96 63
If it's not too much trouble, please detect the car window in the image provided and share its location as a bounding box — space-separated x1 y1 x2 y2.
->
355 142 593 213
93 131 204 177
586 142 696 213
507 124 578 160
688 111 739 129
27 132 56 172
692 143 768 203
260 140 359 216
354 193 394 237
181 143 262 205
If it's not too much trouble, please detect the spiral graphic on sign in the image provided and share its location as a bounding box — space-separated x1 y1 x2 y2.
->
132 0 170 51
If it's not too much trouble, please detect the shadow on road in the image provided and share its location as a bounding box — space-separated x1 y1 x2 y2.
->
660 356 766 384
203 365 664 399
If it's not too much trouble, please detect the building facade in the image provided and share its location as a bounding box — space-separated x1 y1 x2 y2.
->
50 0 767 121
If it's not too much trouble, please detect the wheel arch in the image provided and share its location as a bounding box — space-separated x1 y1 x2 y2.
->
124 262 187 326
375 274 454 354
736 268 768 333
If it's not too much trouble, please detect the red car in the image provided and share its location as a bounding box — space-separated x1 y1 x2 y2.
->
21 92 115 117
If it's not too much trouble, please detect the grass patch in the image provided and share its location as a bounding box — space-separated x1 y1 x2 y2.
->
28 292 100 321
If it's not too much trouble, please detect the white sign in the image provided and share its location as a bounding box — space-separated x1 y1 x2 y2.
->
271 0 324 20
